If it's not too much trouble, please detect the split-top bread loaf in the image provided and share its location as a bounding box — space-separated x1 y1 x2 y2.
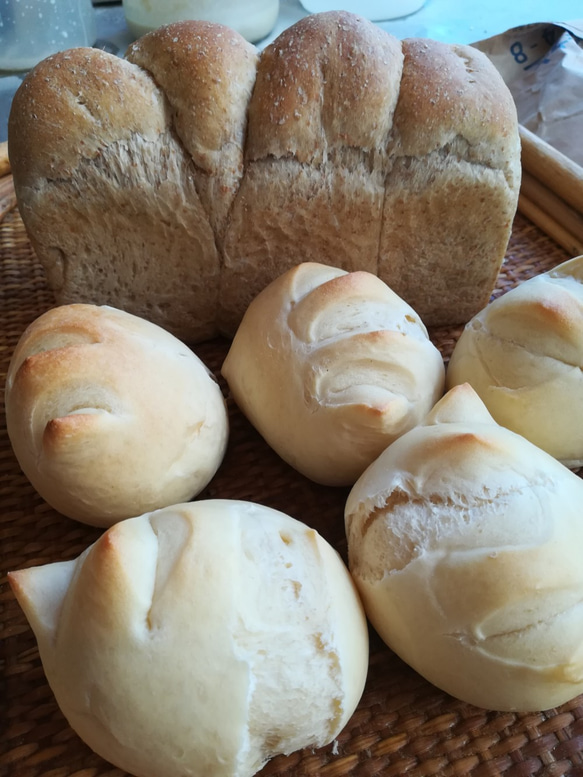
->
8 11 521 342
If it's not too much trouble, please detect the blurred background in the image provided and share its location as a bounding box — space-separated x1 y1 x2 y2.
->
1 0 582 142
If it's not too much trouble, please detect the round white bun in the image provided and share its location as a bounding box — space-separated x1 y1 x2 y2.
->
5 304 229 526
345 383 583 712
222 262 445 486
8 500 369 777
447 255 583 466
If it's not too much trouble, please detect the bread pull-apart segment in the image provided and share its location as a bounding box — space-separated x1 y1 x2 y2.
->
447 255 583 466
5 305 228 526
126 21 259 246
219 12 404 333
379 38 520 326
222 262 445 486
8 44 224 343
8 500 369 777
345 383 583 712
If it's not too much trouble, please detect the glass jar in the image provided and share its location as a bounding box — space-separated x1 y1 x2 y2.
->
300 0 426 21
122 0 280 44
0 0 96 73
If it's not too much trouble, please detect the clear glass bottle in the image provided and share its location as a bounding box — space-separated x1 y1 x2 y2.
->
0 0 96 72
122 0 280 44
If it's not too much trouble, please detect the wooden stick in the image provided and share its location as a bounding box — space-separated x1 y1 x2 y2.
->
520 170 583 246
0 141 9 178
518 192 583 257
0 174 17 222
519 125 583 215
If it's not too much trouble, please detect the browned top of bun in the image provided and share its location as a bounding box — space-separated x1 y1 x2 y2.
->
247 12 404 164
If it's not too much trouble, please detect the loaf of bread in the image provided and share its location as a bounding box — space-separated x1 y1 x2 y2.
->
8 500 369 777
447 255 583 467
8 11 521 342
5 304 228 526
345 383 583 712
222 262 445 486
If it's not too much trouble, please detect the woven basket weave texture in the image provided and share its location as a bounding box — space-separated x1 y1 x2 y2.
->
1 204 583 777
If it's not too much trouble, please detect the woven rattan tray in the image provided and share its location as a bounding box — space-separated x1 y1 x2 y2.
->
2 192 583 777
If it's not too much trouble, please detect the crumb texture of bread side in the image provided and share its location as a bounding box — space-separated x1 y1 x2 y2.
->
126 21 259 246
379 39 521 326
218 12 404 335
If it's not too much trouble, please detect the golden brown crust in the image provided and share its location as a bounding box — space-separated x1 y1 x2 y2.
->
376 38 521 325
127 21 258 239
246 11 403 164
9 46 222 342
8 12 521 341
393 39 519 168
219 13 405 333
9 48 168 187
127 22 257 170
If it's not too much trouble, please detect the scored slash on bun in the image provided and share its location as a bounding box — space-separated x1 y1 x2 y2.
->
8 11 520 342
8 500 369 777
222 262 445 486
5 304 229 527
345 383 583 712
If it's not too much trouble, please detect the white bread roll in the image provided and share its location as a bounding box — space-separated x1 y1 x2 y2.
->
5 304 228 527
345 383 583 712
8 12 520 341
8 500 369 777
221 262 445 486
447 255 583 467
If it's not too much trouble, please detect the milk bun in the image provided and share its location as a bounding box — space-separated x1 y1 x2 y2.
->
447 255 583 466
9 500 369 777
222 262 445 486
345 383 583 711
5 304 228 526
